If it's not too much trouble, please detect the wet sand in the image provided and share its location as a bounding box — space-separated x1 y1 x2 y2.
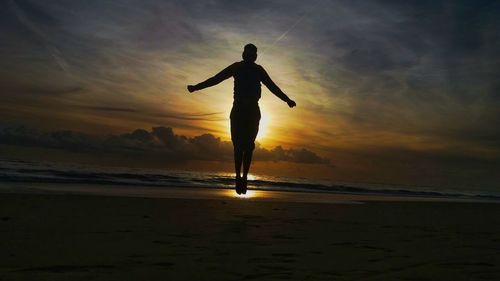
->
1 186 500 280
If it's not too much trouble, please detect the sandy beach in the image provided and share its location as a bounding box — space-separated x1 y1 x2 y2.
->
1 185 500 281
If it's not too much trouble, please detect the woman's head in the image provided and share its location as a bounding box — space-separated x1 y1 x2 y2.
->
242 43 257 62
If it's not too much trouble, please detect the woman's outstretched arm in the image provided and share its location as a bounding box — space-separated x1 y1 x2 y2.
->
260 66 296 108
187 63 235 93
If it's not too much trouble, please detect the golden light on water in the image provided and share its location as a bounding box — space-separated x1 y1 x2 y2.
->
219 173 260 199
225 189 257 199
246 174 257 181
236 190 256 199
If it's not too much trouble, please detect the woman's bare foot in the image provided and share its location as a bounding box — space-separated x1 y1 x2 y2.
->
235 177 242 195
241 176 248 194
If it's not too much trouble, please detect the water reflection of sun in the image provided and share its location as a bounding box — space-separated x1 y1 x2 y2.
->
225 189 257 199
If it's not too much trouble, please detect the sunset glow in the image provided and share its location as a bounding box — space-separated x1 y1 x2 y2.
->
0 0 498 190
257 111 270 141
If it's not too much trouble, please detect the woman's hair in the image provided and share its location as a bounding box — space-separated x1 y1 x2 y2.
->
242 43 257 62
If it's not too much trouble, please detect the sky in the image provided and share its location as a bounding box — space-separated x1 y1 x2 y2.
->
1 0 499 190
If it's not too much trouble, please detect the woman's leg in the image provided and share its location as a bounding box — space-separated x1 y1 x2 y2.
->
234 148 243 179
241 106 260 193
242 150 253 179
230 109 244 194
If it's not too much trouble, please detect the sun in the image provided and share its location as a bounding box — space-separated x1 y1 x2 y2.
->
257 111 270 141
223 106 271 142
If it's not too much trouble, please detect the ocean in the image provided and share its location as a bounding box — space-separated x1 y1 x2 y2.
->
0 159 498 201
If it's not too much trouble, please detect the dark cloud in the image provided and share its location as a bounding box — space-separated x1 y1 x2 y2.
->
73 105 138 113
72 105 225 121
0 85 85 96
9 0 60 27
293 0 500 151
0 125 330 165
0 126 99 151
254 145 331 165
152 112 225 121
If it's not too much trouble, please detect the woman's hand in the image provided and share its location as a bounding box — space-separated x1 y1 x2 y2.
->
286 99 296 108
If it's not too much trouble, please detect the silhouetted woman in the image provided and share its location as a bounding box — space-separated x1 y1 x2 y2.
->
187 43 296 194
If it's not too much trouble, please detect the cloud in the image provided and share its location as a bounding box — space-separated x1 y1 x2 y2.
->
0 126 99 151
254 145 330 164
73 105 138 113
0 125 330 165
71 105 224 121
0 84 85 96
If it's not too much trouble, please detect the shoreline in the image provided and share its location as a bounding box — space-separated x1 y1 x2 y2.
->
1 182 498 204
